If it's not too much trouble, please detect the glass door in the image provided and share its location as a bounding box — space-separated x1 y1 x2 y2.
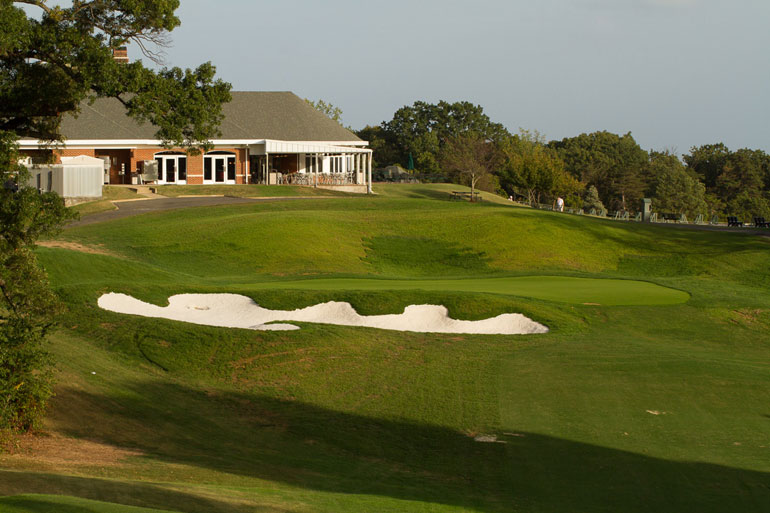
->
204 153 236 184
155 153 187 185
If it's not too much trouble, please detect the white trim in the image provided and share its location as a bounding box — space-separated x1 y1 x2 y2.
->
18 138 369 150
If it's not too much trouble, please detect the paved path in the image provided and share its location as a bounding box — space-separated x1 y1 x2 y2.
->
67 196 311 228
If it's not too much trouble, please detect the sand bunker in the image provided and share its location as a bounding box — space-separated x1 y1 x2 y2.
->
97 293 548 335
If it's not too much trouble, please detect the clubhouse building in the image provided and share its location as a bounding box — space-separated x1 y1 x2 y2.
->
18 91 373 191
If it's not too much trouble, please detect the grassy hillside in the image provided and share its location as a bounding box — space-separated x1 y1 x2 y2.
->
2 184 769 512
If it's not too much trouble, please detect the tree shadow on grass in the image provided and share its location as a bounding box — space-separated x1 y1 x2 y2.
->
0 472 281 513
34 382 770 513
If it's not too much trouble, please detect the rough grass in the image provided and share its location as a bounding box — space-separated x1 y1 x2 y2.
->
3 184 769 513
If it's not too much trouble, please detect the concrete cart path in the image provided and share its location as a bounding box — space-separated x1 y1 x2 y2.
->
66 196 319 228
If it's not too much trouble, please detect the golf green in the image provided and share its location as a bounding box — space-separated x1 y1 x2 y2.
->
241 276 689 306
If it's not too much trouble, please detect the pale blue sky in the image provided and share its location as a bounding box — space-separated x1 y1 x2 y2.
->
28 0 770 153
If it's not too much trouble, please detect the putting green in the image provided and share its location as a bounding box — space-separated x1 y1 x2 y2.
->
244 276 689 306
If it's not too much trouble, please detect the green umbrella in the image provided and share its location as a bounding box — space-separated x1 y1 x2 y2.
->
407 153 415 171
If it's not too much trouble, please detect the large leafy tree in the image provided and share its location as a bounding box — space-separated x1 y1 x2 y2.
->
355 125 399 169
1 0 231 432
498 130 582 206
684 144 770 218
550 131 648 212
683 143 731 189
716 149 770 219
440 134 501 200
382 100 510 173
2 0 231 149
646 151 707 218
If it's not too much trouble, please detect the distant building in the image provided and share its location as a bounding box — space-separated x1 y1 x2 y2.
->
18 92 372 189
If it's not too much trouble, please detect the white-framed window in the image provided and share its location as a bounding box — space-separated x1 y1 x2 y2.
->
329 155 343 173
305 154 317 174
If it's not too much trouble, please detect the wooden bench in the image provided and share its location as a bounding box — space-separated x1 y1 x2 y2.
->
727 216 744 227
450 191 482 202
661 213 681 223
753 217 770 228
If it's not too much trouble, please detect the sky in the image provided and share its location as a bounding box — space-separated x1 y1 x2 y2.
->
26 0 770 154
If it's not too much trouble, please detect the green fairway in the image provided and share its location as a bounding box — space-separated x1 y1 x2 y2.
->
239 276 689 306
3 184 769 513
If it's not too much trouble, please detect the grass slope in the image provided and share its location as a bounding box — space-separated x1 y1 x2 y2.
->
2 184 768 513
0 494 181 513
70 186 141 216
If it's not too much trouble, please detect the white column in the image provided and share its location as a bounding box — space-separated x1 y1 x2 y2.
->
357 154 362 184
367 152 372 194
245 147 250 184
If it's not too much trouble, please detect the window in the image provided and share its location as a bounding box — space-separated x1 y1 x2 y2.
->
204 157 212 181
305 154 317 174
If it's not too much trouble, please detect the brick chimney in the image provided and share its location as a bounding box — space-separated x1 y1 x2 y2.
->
112 46 129 64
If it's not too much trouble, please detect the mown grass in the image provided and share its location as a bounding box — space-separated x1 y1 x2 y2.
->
0 494 181 513
153 184 353 198
2 184 769 512
70 186 141 216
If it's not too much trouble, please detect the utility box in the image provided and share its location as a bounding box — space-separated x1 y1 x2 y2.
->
26 155 103 201
641 198 652 222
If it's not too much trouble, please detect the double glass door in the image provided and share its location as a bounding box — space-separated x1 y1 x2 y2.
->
155 154 187 184
204 153 236 184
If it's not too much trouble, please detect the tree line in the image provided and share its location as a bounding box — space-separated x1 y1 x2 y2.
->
355 102 770 219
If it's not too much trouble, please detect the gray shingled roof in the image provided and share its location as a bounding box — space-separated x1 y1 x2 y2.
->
59 91 362 142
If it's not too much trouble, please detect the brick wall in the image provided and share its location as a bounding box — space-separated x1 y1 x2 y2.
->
56 148 96 162
54 146 248 184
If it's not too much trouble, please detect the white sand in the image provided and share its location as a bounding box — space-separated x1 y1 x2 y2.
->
97 293 549 335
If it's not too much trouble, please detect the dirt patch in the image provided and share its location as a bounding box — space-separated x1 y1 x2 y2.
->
732 309 766 324
38 240 116 257
2 432 143 467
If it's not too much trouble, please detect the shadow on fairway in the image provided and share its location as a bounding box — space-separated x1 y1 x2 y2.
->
37 382 770 513
0 473 282 513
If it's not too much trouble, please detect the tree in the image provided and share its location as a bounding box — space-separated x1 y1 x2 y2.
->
550 131 648 211
305 98 344 125
498 130 581 205
583 185 605 212
683 143 731 189
440 134 501 200
382 100 510 173
716 149 770 218
355 125 399 169
647 151 707 218
1 0 231 432
0 182 73 432
2 0 231 151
